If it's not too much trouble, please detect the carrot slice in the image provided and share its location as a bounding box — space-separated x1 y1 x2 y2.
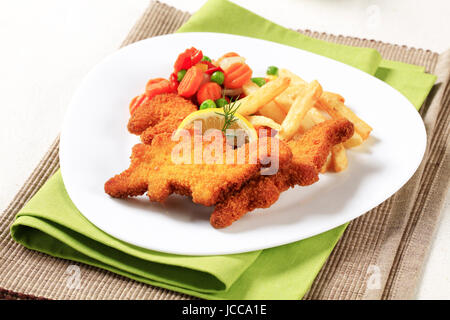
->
129 94 148 115
145 78 174 99
197 82 222 104
177 66 204 98
223 62 252 89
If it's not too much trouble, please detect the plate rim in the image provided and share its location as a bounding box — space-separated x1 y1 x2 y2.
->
59 32 427 255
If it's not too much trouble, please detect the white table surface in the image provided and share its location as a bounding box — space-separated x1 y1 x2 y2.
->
0 0 448 299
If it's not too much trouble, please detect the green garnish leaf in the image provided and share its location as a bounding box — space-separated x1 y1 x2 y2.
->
215 95 241 133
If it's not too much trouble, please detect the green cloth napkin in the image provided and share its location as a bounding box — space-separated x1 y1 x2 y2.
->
177 0 436 110
11 0 436 300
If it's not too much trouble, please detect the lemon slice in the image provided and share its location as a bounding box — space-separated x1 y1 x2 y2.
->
174 108 258 143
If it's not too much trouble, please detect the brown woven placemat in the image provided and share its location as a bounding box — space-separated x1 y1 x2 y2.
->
1 1 448 300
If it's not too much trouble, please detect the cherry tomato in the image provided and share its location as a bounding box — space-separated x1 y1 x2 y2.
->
145 78 175 99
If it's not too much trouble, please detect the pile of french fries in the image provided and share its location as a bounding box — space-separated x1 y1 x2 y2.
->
234 68 372 173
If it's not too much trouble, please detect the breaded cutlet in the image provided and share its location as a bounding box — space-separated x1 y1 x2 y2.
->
105 132 292 207
210 118 354 228
127 93 197 144
106 118 353 228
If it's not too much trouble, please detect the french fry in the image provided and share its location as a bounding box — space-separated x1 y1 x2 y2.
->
275 69 337 114
233 77 290 116
343 132 364 148
275 88 345 115
242 81 286 123
276 70 369 143
298 111 318 133
273 69 308 113
278 69 307 86
278 80 323 140
331 144 348 172
307 107 327 123
317 92 372 140
246 115 281 131
242 80 259 95
256 102 286 124
272 68 370 172
320 153 332 173
325 91 345 103
273 85 305 113
296 107 326 133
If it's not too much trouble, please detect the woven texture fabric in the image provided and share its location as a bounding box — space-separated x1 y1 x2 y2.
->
0 1 448 300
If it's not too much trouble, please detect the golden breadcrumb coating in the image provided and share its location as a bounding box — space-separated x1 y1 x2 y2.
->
105 132 288 207
106 118 353 228
210 118 354 228
127 93 197 144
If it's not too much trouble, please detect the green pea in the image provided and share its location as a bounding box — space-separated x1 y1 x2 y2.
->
266 66 278 76
200 99 217 110
251 77 266 87
201 56 211 62
215 98 228 108
210 71 225 85
177 69 187 82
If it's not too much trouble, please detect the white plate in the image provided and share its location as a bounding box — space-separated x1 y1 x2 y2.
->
60 32 426 256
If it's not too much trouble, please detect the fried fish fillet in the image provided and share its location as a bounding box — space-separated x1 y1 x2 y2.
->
127 93 197 144
210 118 354 228
105 132 292 207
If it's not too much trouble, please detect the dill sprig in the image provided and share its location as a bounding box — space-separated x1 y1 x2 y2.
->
215 95 241 133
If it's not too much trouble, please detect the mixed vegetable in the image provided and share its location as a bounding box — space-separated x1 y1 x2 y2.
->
129 47 279 115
